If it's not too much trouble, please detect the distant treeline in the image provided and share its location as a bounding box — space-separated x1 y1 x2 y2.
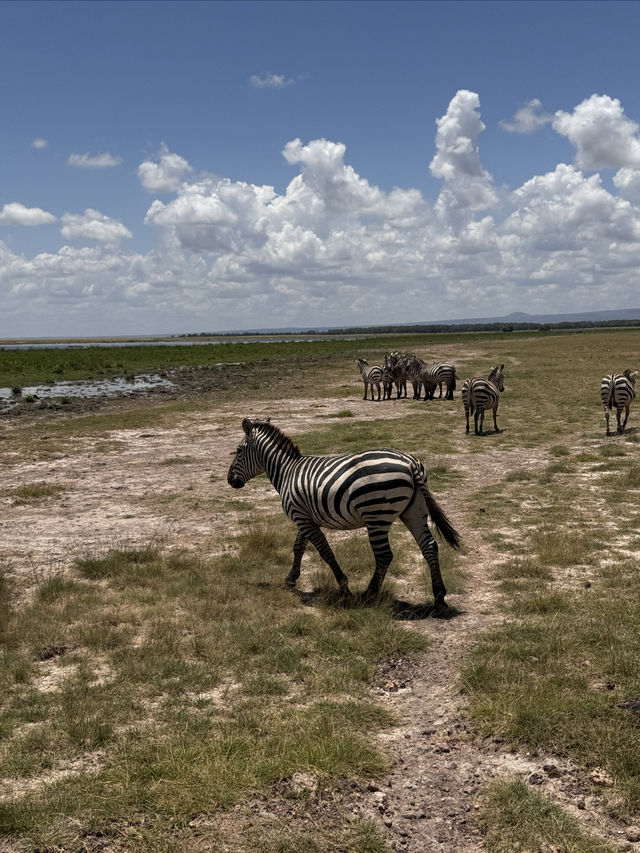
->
179 317 640 338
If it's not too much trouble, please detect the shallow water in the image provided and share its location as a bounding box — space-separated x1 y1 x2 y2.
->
0 374 175 406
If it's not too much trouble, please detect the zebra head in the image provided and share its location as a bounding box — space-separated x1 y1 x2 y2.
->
227 418 266 489
623 369 638 386
489 364 505 392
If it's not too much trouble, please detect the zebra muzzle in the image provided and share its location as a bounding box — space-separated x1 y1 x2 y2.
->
227 473 245 489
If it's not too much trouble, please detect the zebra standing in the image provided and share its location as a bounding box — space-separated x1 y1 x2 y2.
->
227 418 460 607
420 362 458 400
462 364 505 435
356 358 383 401
384 351 408 398
404 354 426 399
600 369 637 435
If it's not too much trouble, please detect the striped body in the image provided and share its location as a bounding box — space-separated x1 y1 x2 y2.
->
384 351 408 398
356 358 383 401
228 419 460 605
601 370 637 435
420 362 457 400
462 364 505 435
404 354 426 398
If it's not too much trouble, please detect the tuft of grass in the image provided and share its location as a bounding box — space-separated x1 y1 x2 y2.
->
4 482 67 504
479 779 616 853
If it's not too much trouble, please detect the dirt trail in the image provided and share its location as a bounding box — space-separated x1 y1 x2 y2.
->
0 395 635 851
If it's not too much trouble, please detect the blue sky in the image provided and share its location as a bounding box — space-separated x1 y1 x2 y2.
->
2 0 640 337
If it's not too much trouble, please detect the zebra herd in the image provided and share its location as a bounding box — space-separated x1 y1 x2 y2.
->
359 354 637 437
227 357 636 608
357 353 506 436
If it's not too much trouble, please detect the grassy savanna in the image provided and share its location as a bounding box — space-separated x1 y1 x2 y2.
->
1 327 639 851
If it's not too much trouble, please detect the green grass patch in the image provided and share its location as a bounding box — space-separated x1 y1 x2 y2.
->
479 779 616 853
0 527 429 849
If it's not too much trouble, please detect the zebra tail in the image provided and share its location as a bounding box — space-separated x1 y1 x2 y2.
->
413 465 461 548
607 386 615 411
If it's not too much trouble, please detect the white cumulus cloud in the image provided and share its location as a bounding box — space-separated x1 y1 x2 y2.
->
553 94 640 170
429 90 499 222
60 209 132 244
137 143 193 193
31 138 48 149
0 202 56 226
500 98 552 133
67 152 123 169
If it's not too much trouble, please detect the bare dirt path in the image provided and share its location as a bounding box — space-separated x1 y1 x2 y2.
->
0 394 635 851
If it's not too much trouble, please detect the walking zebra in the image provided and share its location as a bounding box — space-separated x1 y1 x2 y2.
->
600 370 637 435
356 358 383 401
462 364 505 435
227 418 460 606
420 362 458 400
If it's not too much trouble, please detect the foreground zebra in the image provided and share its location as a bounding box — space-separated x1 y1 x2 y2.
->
600 370 637 435
227 418 460 607
462 364 505 435
356 358 383 401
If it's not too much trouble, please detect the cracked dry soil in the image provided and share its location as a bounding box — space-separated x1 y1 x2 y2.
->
0 391 636 852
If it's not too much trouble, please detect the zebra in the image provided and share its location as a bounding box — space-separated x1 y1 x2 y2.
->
227 418 460 607
600 369 637 435
404 354 425 399
384 351 408 398
462 364 505 435
356 359 383 401
420 362 458 401
381 367 395 401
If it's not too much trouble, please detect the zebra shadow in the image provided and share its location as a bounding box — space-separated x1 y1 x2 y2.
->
292 587 461 621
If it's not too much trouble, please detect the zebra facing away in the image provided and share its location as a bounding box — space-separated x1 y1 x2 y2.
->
462 364 505 435
356 359 383 401
227 419 460 607
420 362 458 401
601 370 637 435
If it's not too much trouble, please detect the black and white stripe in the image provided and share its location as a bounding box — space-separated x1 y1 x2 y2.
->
356 358 384 401
419 362 458 400
600 370 637 435
228 419 460 605
384 351 408 398
462 364 505 435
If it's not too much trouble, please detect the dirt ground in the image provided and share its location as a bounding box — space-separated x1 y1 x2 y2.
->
1 387 637 852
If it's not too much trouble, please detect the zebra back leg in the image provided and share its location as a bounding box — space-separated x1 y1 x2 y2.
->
285 531 308 589
618 403 630 433
492 404 500 433
604 406 611 436
474 408 482 435
400 498 447 608
363 524 394 600
296 520 352 596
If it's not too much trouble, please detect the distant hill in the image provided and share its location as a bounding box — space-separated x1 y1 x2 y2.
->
214 307 640 335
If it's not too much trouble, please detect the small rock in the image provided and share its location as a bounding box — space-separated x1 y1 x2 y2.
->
528 772 544 785
543 764 563 778
589 768 614 786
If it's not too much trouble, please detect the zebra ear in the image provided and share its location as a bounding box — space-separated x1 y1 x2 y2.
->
242 418 253 437
500 364 504 370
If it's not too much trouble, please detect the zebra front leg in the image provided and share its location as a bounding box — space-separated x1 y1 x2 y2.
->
363 525 393 600
297 521 352 597
400 500 447 609
464 405 470 434
285 531 308 589
493 407 500 433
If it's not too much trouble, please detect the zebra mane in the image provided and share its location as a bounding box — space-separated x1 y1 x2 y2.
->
251 420 302 459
